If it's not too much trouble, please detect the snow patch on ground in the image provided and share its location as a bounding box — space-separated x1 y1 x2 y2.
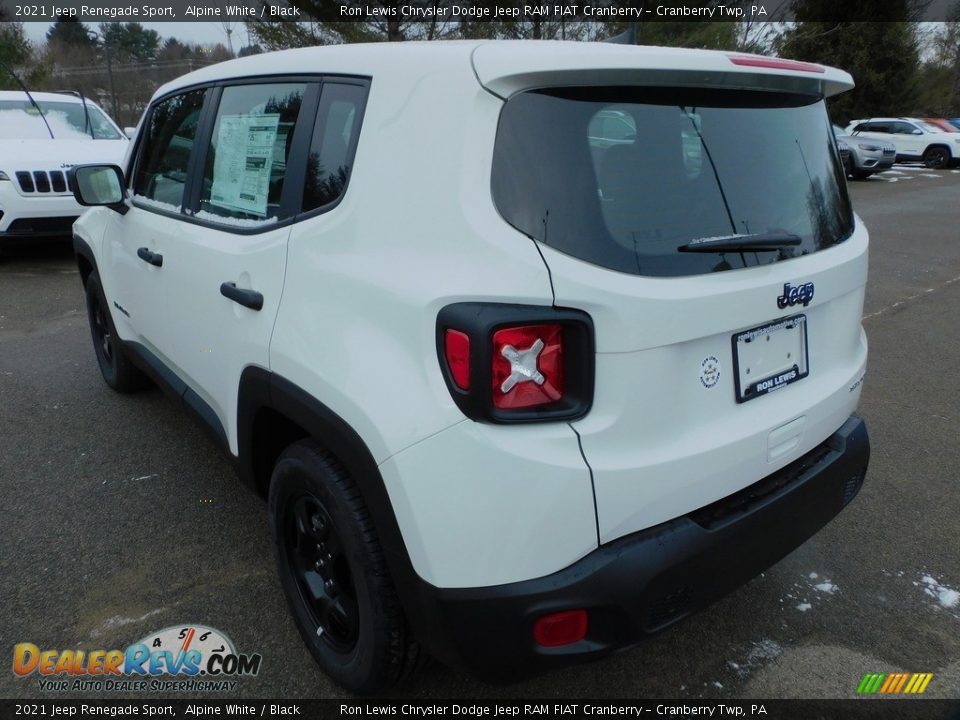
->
920 574 960 609
781 572 839 609
747 639 783 663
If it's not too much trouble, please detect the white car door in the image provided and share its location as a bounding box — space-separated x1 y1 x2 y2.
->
104 87 209 365
159 81 319 453
894 121 926 157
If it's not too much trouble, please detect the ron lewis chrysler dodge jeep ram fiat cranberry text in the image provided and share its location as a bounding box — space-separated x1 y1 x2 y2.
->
69 41 870 693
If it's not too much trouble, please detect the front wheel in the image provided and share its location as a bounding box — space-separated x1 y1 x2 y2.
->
84 272 149 392
268 440 420 694
923 146 950 169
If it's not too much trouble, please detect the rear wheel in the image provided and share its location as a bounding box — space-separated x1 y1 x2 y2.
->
84 272 148 392
923 146 950 169
268 440 420 694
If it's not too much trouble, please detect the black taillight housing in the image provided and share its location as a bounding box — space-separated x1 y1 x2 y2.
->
436 303 594 424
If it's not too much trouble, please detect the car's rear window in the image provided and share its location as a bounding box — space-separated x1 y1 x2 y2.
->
491 87 853 277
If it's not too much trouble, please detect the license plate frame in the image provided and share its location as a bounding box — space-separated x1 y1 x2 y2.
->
732 314 809 403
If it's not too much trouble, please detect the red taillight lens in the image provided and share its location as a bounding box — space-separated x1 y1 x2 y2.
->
533 609 588 647
491 324 564 410
444 329 471 391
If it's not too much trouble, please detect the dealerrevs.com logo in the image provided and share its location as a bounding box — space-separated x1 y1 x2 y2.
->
13 625 262 692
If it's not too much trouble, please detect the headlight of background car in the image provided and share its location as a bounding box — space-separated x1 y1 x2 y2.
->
857 144 882 151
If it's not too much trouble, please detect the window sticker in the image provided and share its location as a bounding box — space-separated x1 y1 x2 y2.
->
208 113 280 218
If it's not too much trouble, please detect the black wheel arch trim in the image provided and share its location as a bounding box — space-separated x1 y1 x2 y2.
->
236 367 439 655
73 233 98 284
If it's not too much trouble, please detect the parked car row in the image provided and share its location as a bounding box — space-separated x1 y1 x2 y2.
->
842 116 960 170
833 125 895 179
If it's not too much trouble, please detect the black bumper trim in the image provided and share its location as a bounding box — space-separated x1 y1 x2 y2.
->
410 415 870 682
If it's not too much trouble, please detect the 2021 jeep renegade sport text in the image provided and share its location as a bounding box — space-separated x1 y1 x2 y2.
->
70 41 870 693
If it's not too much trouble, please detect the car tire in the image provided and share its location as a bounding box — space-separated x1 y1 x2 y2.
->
923 146 950 169
852 170 873 180
84 271 149 393
268 439 421 694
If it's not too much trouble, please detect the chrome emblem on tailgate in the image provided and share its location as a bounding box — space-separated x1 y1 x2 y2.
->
776 281 815 309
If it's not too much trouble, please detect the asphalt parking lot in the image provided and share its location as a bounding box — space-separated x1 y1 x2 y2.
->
1 165 958 702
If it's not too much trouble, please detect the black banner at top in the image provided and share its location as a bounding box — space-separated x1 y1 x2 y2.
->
1 0 959 23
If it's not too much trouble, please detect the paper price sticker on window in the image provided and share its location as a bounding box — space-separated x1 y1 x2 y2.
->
209 113 280 218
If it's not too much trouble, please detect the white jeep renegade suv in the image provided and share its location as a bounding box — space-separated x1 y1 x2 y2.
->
70 42 870 693
0 91 128 251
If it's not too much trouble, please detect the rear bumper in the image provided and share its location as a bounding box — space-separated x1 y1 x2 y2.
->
412 414 869 682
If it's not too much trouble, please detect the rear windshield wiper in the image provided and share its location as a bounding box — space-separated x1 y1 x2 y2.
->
677 232 802 253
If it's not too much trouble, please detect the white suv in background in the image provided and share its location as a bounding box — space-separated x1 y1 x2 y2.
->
70 42 871 693
0 90 128 253
845 117 960 168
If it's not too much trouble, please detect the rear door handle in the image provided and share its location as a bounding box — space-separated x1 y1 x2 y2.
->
137 247 163 267
220 282 263 311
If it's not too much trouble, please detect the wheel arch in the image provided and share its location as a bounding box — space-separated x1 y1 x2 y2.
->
924 142 953 159
73 234 97 287
236 367 439 651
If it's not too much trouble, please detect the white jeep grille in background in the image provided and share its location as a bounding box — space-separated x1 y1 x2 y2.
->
15 170 69 194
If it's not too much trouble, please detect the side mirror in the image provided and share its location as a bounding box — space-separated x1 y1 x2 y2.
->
912 128 923 135
72 164 127 213
124 126 137 139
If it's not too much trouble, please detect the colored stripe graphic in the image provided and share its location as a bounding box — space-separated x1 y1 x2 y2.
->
858 672 933 695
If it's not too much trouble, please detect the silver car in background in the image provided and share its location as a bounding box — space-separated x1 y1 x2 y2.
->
833 125 895 179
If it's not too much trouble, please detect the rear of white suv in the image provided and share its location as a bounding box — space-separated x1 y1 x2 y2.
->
70 42 869 693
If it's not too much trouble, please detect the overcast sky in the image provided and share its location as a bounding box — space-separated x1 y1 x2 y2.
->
21 21 246 48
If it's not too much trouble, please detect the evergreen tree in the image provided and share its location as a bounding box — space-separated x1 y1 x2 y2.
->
99 22 161 64
777 0 921 123
46 16 97 50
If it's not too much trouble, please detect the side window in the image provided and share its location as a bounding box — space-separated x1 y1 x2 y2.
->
302 83 367 213
198 83 307 225
133 89 207 209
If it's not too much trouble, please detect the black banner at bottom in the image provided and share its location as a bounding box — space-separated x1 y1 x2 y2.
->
1 700 959 720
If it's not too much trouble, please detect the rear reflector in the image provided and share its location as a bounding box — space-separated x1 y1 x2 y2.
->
533 609 588 647
727 55 825 74
444 329 471 391
491 324 564 410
